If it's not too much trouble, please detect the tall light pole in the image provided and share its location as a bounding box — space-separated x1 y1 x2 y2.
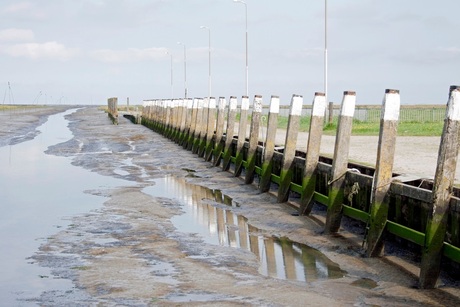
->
177 42 187 98
233 0 248 96
324 0 328 106
165 50 174 99
200 26 211 100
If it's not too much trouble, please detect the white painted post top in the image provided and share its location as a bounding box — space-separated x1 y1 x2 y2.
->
229 96 238 110
447 86 460 121
340 91 356 117
192 98 199 109
290 94 303 116
187 98 193 109
209 97 216 109
269 95 280 114
218 97 227 110
382 89 400 121
253 95 263 113
203 97 209 108
241 96 249 110
312 92 326 117
198 98 204 109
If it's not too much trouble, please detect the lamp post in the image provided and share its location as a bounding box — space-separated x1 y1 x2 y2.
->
200 26 211 100
233 0 248 96
324 0 328 106
177 42 187 98
165 51 174 99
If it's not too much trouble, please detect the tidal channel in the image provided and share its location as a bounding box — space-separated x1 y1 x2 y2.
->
0 109 129 305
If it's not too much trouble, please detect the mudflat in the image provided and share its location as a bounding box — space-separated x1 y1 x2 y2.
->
2 106 459 306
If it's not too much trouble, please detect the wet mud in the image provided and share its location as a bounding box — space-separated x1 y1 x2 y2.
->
2 106 460 306
0 106 70 147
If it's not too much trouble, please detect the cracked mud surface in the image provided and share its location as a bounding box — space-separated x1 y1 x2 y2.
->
3 106 460 306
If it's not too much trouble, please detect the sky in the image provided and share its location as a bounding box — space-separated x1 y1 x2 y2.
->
0 0 459 106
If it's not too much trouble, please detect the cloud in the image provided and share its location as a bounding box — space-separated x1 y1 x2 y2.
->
3 1 33 13
0 41 79 61
0 28 34 42
1 1 46 19
91 47 168 63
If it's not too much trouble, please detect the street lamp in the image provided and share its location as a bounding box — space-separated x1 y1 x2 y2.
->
165 50 174 99
324 0 328 106
200 26 211 100
177 42 187 98
233 0 248 96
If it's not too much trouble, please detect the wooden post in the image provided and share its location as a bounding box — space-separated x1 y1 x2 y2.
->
177 98 187 143
420 86 460 289
299 92 326 215
366 89 401 257
174 99 182 141
277 95 303 202
192 98 204 154
107 97 118 125
204 97 217 161
141 100 148 125
245 95 263 184
259 96 280 192
234 96 250 177
163 99 173 137
163 100 168 132
173 99 182 142
186 98 199 150
167 99 175 138
324 91 356 234
328 101 334 125
222 96 238 171
163 99 169 134
150 100 156 129
198 98 210 157
180 98 193 146
213 97 227 166
147 100 153 129
155 99 161 130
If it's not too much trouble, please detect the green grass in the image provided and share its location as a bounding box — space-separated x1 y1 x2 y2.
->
271 115 444 136
321 120 443 136
0 105 45 111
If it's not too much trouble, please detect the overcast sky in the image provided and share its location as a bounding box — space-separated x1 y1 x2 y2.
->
0 0 459 106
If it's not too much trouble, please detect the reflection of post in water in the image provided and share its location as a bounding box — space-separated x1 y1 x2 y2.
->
301 246 318 282
264 238 277 278
280 239 297 280
248 225 260 258
166 178 346 282
192 185 203 225
207 204 219 235
237 215 249 250
226 211 238 247
216 207 227 246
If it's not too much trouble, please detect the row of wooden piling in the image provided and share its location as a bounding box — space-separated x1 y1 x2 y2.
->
138 86 460 289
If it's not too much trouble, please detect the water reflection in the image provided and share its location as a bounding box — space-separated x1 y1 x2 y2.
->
143 177 345 282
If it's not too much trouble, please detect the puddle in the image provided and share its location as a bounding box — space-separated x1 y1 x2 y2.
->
350 277 378 289
0 109 130 305
143 177 346 282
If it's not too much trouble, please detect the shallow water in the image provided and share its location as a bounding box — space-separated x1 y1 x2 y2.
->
143 177 345 282
0 109 128 305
